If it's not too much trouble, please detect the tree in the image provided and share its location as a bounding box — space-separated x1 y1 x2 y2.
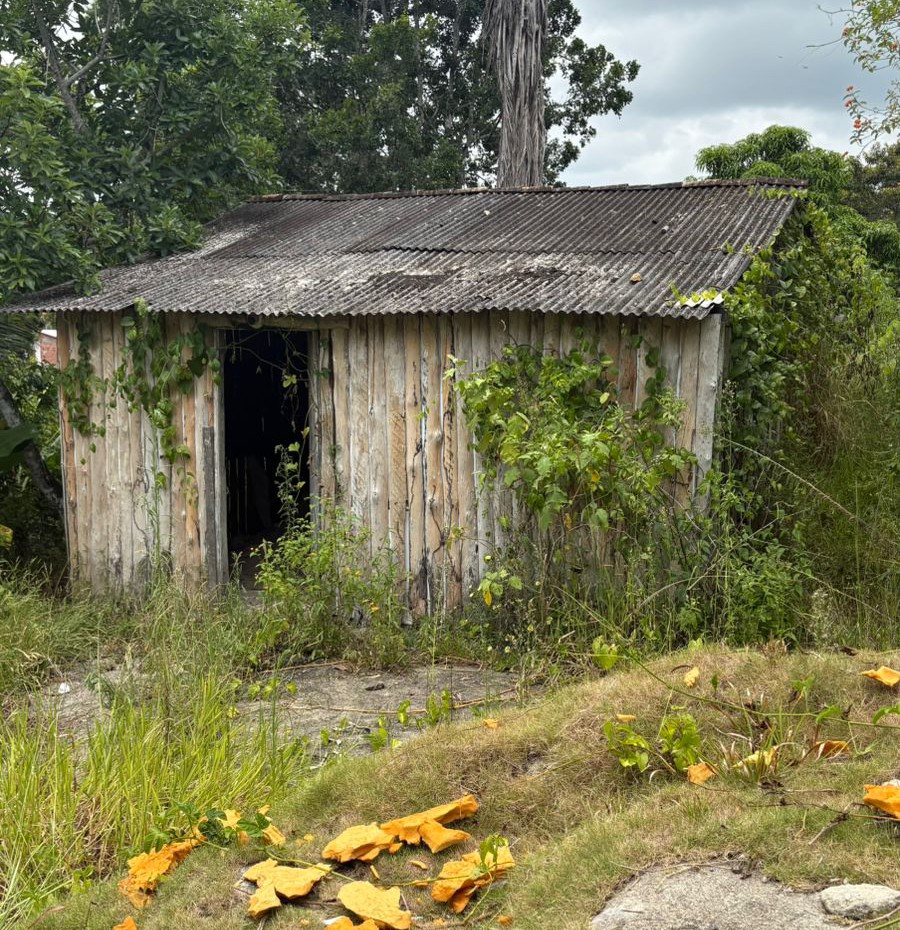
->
484 0 547 186
694 125 900 272
846 140 900 225
841 0 900 141
1 0 309 303
275 0 639 192
1 0 309 519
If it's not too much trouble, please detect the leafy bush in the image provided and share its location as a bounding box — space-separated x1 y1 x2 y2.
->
449 197 899 660
255 502 407 667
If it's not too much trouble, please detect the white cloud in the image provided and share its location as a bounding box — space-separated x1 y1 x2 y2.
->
559 0 893 185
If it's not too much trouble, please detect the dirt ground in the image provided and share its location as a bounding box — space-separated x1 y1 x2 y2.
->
40 660 525 754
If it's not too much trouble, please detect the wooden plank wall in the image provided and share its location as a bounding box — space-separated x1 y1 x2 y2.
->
57 310 224 592
59 308 725 603
312 309 727 614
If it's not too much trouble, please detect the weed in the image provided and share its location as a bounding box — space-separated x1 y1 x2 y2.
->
255 502 407 668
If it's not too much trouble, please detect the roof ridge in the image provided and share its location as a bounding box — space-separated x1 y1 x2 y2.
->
246 178 809 204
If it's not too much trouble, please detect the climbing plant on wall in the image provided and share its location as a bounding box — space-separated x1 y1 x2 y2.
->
61 300 219 481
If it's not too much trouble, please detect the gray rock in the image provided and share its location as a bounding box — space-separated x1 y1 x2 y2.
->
590 865 838 930
819 884 900 920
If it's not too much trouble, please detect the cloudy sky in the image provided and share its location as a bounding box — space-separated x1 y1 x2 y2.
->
559 0 891 186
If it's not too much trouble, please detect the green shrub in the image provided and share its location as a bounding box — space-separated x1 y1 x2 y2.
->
255 502 407 667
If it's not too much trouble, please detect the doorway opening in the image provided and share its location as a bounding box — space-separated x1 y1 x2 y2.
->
222 328 310 584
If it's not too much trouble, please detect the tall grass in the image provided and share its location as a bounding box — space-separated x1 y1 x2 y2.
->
0 674 309 927
0 577 311 928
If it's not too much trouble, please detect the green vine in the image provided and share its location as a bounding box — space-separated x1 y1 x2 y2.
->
59 317 104 444
61 299 219 481
719 200 891 517
454 335 692 545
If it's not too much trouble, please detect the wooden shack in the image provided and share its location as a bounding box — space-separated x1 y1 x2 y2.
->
6 181 804 608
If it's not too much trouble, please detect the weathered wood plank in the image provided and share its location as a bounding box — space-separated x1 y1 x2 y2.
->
201 425 218 587
181 320 200 585
507 310 531 351
468 311 493 568
56 314 79 581
488 309 511 554
212 327 229 585
635 316 662 409
694 313 725 497
439 314 461 610
528 308 544 352
421 314 444 610
317 331 337 504
111 312 131 590
616 318 639 410
453 313 478 597
404 314 427 613
675 319 702 505
383 316 408 559
659 317 683 447
598 315 620 382
307 330 322 509
88 314 109 590
368 317 390 550
542 311 561 357
331 327 351 502
348 319 371 538
558 312 579 356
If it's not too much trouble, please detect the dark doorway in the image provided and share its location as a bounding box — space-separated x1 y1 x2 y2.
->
223 328 310 581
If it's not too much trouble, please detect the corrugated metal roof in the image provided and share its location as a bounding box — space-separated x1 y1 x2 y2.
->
4 180 805 320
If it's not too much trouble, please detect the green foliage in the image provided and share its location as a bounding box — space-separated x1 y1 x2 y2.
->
276 0 638 191
696 126 852 201
0 330 65 574
718 200 900 636
604 712 702 777
590 640 620 671
112 300 218 468
657 712 701 772
842 2 900 141
456 340 692 540
474 834 510 875
847 141 900 226
602 719 651 773
421 688 454 727
58 300 217 497
695 125 900 271
366 715 400 751
0 0 308 304
255 503 407 667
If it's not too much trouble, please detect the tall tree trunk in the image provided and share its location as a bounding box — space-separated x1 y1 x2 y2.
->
0 376 63 515
484 0 547 187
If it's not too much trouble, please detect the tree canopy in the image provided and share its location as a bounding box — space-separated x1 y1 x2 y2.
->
1 0 638 302
842 0 900 142
0 0 308 303
275 0 639 193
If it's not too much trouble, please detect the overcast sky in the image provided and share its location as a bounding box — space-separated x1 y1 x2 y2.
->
559 0 892 186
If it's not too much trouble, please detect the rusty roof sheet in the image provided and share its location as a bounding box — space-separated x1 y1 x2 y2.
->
4 180 805 320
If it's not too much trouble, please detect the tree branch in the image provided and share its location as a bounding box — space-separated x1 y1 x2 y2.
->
64 1 117 89
30 0 88 136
